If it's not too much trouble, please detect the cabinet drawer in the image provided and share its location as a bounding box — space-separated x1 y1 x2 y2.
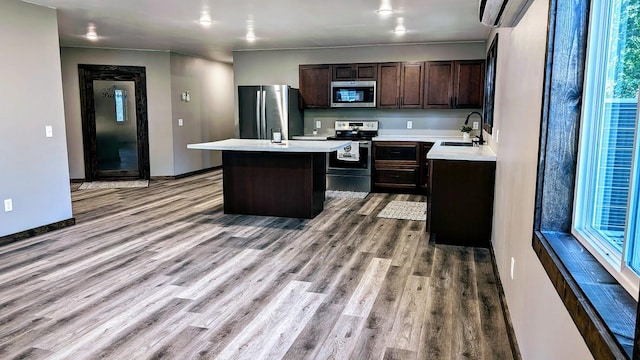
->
374 145 418 162
374 168 418 186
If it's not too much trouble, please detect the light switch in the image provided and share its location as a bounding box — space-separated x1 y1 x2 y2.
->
407 121 413 129
4 199 12 212
315 120 322 129
45 126 53 138
473 121 479 130
178 119 184 127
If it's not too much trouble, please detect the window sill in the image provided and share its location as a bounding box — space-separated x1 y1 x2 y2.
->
533 230 636 359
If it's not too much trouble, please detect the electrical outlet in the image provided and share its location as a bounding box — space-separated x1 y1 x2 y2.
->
178 119 184 127
45 126 53 138
407 120 413 129
510 257 515 280
316 120 322 129
473 121 479 130
4 199 13 212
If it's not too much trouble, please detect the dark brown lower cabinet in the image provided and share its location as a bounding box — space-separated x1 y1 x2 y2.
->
373 141 434 193
428 159 496 247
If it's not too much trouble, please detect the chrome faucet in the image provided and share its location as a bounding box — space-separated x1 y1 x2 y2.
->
464 111 484 145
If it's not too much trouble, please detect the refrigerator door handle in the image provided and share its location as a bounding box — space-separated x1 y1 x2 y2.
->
262 90 267 139
256 90 262 139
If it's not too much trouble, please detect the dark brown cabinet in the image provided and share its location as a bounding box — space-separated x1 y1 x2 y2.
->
373 141 421 190
377 62 424 109
454 60 485 108
299 64 331 108
428 159 496 247
423 62 454 109
332 63 377 81
400 62 424 108
377 63 401 108
424 60 485 109
419 142 434 191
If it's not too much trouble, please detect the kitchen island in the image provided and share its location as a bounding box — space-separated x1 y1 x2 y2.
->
426 141 496 248
187 139 351 219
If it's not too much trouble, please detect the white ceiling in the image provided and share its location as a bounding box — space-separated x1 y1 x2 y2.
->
26 0 490 63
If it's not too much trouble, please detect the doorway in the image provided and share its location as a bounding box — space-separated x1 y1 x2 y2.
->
78 65 150 181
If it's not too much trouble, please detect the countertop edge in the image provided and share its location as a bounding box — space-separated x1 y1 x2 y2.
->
187 139 351 153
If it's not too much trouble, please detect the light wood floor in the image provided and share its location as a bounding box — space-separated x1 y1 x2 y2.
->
0 170 514 359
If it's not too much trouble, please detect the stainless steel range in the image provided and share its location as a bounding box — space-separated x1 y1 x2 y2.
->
326 120 378 192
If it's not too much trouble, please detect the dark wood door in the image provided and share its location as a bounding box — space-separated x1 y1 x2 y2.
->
332 63 377 81
454 60 485 108
78 65 150 181
332 64 355 81
400 62 424 108
377 62 401 108
354 63 377 80
424 61 454 109
299 65 331 108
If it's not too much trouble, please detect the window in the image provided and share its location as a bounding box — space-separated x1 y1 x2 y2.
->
114 88 126 122
574 0 640 296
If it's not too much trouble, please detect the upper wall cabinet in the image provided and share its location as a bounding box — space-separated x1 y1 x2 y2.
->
299 64 331 109
377 62 424 109
424 60 485 109
400 62 424 109
299 60 483 110
332 63 377 81
377 63 401 108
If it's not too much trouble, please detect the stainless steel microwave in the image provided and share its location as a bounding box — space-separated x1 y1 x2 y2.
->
330 81 376 108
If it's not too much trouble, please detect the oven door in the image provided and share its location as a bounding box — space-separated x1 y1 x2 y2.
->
327 141 371 175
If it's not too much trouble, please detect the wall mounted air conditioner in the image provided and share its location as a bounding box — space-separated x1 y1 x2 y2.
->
478 0 534 27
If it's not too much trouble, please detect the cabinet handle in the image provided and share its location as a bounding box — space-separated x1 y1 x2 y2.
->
454 96 458 108
391 175 400 178
449 97 453 107
390 151 401 154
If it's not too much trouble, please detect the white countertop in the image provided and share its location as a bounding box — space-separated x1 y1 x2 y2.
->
187 138 351 153
373 134 462 142
291 135 329 141
427 141 496 161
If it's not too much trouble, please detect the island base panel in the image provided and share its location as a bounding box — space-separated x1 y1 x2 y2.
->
222 151 326 219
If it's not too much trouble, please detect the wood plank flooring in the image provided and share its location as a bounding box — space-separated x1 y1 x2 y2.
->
0 170 514 359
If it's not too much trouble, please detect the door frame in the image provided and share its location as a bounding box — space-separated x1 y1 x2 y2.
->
78 64 150 181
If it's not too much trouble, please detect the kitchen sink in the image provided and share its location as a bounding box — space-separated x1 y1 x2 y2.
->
441 141 474 147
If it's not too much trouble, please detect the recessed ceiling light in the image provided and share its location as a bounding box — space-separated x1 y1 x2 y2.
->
245 30 258 42
376 7 394 16
394 17 406 35
197 12 213 27
86 24 98 41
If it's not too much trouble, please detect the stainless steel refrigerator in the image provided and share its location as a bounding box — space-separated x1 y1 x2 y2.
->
238 85 304 140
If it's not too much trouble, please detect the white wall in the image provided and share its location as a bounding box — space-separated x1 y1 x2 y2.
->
0 0 73 236
60 48 235 178
60 48 174 178
232 43 487 134
488 0 594 358
170 53 235 174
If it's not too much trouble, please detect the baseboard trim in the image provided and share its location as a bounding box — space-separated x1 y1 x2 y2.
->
0 218 76 247
489 243 522 360
151 166 221 180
